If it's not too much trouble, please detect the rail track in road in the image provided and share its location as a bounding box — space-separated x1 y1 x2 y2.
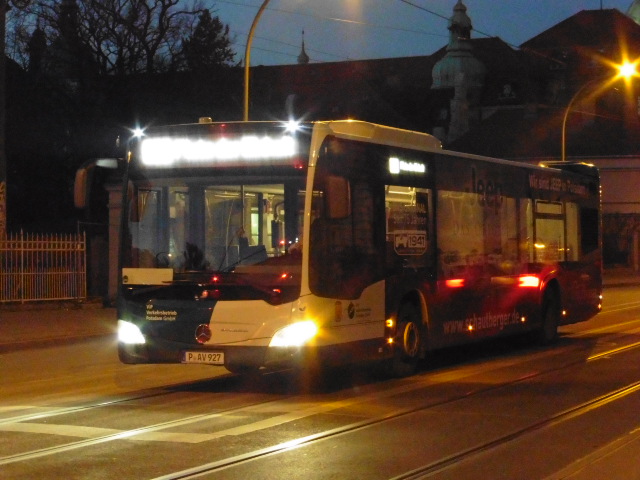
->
2 293 640 479
150 330 640 480
148 377 640 480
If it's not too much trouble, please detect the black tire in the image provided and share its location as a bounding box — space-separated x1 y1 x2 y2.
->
388 302 423 377
538 290 560 345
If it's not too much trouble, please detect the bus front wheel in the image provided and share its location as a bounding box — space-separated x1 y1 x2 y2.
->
389 302 423 377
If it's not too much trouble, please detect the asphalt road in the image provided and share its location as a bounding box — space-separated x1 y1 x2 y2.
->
1 284 640 480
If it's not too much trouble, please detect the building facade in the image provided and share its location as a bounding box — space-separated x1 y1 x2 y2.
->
99 1 640 301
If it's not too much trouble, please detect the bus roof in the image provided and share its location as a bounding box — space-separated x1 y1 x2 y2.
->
318 120 443 151
137 119 597 179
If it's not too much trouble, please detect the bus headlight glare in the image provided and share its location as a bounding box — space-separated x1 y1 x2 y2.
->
118 320 146 344
269 320 318 347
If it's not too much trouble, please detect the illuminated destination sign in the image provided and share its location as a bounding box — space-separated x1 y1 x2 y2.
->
389 156 426 174
140 135 297 167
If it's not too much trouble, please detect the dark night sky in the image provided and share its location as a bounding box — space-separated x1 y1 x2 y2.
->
210 0 636 65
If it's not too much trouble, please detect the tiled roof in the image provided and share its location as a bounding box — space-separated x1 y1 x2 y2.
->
449 105 640 160
521 9 640 51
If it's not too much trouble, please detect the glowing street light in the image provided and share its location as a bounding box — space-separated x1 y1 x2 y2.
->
619 61 638 79
561 60 639 161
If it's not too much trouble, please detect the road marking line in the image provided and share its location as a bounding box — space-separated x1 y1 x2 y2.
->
0 406 40 413
3 342 608 446
0 423 219 443
0 358 557 445
2 423 120 438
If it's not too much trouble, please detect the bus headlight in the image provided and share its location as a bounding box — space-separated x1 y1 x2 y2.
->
269 320 318 347
118 320 146 344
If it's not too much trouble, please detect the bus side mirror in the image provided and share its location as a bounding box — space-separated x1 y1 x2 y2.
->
326 175 351 219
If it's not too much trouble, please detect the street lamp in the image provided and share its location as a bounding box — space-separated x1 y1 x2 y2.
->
243 0 271 122
561 60 638 161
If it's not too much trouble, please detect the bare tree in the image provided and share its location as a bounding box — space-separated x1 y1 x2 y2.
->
181 9 235 71
85 0 197 74
8 0 235 75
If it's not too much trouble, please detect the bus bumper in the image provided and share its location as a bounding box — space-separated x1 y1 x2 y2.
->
118 338 387 372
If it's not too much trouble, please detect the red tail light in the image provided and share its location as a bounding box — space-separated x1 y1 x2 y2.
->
518 275 540 288
446 278 465 288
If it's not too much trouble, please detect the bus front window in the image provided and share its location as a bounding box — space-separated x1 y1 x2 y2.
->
124 179 304 273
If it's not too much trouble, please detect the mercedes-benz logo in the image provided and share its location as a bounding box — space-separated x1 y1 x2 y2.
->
195 324 212 344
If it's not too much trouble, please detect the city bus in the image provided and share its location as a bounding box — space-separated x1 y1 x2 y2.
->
113 119 602 376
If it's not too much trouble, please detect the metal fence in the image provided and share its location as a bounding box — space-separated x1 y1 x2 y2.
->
0 231 86 303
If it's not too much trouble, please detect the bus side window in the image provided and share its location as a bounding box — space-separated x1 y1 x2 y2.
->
385 186 430 271
437 188 519 279
310 178 384 299
534 201 565 263
325 175 351 219
565 202 579 261
580 207 599 257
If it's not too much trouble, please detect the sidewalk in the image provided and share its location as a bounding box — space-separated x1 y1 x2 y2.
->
0 302 116 352
1 267 638 353
602 265 640 288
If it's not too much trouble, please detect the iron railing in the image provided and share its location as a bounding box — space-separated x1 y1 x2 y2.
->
0 231 86 303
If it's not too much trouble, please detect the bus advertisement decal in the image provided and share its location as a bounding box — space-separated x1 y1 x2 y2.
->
443 310 523 335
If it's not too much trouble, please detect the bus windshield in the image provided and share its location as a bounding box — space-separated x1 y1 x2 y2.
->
122 175 306 274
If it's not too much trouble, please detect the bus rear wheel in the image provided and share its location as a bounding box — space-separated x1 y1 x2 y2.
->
538 290 560 345
389 302 423 377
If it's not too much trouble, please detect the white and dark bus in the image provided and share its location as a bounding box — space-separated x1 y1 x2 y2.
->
113 119 602 376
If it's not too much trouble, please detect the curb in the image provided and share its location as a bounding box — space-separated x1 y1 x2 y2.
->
0 333 114 354
0 299 106 312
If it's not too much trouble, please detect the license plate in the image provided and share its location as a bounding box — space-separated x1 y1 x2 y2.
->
182 351 224 365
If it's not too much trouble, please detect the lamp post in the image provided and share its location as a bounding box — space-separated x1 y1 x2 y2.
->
243 0 271 122
561 61 638 161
